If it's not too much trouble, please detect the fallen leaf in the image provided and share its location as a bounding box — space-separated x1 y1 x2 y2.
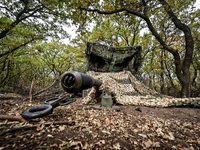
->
92 134 98 138
47 134 53 138
113 142 121 150
95 140 105 147
165 132 175 141
59 125 66 131
83 128 90 132
37 123 45 131
92 120 102 127
145 139 152 148
174 144 188 150
153 142 160 147
100 140 105 144
105 117 110 124
73 125 81 130
30 134 35 138
156 128 175 140
59 141 70 147
82 142 90 149
134 141 138 145
102 130 111 134
197 138 200 144
152 123 158 130
139 134 147 138
189 146 194 150
133 129 142 133
70 141 83 148
50 143 58 147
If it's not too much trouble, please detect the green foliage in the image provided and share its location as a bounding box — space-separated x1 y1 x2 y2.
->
1 0 200 97
0 39 86 93
0 0 86 93
0 0 70 57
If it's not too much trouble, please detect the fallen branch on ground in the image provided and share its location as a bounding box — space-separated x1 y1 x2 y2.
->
0 115 28 122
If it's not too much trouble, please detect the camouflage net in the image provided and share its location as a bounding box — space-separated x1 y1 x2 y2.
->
82 71 200 107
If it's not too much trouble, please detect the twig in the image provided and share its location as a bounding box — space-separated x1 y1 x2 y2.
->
52 121 75 126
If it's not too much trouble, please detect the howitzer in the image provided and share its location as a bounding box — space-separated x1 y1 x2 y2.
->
21 72 102 119
61 71 102 93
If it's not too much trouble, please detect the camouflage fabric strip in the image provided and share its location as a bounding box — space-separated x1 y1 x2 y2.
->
82 71 200 107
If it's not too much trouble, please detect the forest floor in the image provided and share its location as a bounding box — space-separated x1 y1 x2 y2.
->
0 93 200 150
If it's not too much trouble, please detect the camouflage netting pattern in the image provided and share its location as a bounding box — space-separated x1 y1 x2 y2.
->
82 71 200 107
85 42 142 74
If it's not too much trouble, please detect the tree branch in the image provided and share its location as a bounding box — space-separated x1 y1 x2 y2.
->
0 3 44 39
0 39 34 58
80 7 126 15
159 0 194 67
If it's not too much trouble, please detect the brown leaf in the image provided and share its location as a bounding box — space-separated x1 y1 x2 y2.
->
152 123 158 130
82 142 90 149
105 117 110 124
139 133 147 138
153 142 160 147
37 123 45 131
95 140 105 147
70 141 83 147
59 141 70 147
50 143 58 147
197 138 200 144
189 146 194 150
174 144 188 150
92 120 102 127
113 142 121 150
59 125 66 132
145 139 152 148
164 132 175 141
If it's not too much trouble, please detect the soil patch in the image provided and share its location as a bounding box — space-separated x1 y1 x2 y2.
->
0 97 200 150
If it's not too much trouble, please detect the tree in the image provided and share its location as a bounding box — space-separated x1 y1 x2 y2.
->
0 0 71 93
0 0 69 58
65 0 196 97
189 9 200 97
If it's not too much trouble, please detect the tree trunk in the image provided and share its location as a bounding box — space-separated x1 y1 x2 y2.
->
181 79 190 98
159 0 194 98
160 50 164 94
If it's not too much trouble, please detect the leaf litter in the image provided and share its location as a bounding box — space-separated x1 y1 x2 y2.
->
0 98 200 149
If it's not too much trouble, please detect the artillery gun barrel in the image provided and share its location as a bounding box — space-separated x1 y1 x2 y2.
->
61 71 102 93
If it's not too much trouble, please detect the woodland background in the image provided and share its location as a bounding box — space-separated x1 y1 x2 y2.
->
0 0 200 98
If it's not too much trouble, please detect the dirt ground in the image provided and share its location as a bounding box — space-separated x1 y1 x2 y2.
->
0 95 200 150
